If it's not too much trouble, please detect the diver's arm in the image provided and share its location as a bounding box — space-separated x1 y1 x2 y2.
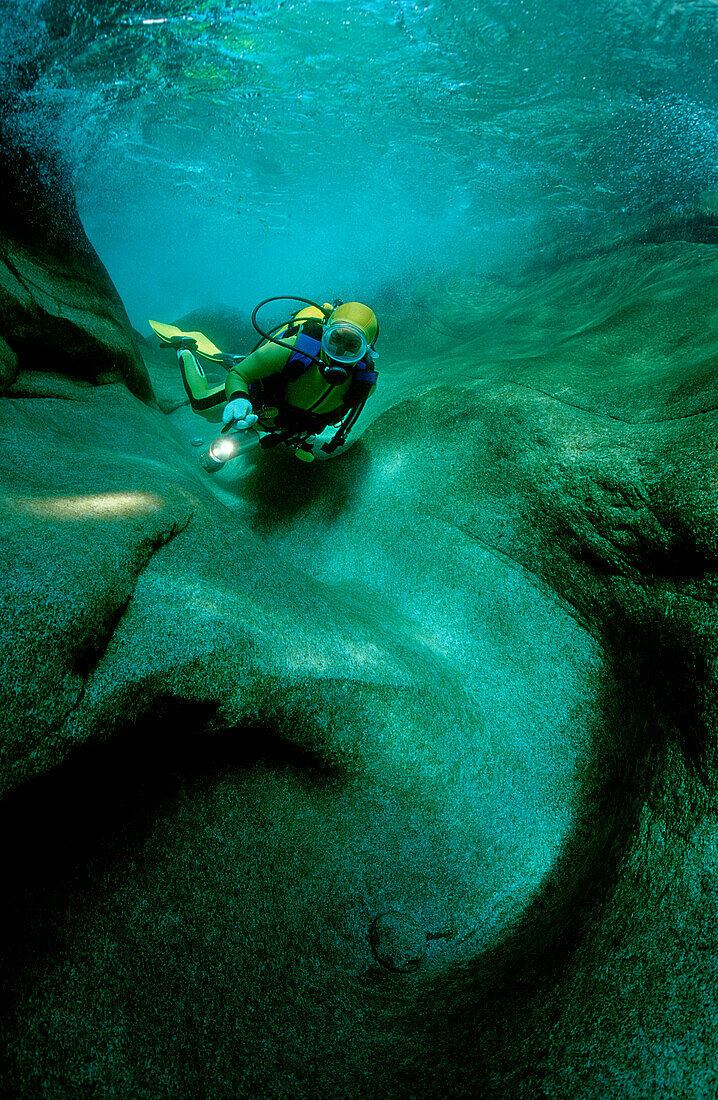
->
225 339 293 401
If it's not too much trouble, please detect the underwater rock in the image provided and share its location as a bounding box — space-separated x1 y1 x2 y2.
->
0 333 18 392
0 114 153 402
0 381 195 794
369 911 428 972
3 243 718 1097
133 327 188 413
523 193 718 281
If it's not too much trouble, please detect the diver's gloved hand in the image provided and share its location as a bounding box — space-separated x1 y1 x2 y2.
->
222 397 258 429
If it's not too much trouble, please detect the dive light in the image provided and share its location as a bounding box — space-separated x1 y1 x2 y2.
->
201 427 260 471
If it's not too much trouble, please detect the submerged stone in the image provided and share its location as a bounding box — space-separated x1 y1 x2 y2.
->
369 911 428 972
0 114 153 403
0 333 17 393
2 207 718 1096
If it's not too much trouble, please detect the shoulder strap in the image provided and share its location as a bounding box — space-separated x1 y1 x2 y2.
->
282 320 323 381
282 323 379 433
346 356 378 404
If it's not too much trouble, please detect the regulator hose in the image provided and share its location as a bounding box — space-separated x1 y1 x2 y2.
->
249 295 333 362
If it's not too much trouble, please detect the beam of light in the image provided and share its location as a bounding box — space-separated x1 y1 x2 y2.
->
378 452 409 477
7 492 166 520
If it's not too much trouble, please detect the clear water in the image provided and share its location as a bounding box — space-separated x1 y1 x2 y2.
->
3 9 718 1090
3 0 718 327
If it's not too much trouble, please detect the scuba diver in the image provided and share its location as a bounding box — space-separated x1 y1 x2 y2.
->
149 298 379 467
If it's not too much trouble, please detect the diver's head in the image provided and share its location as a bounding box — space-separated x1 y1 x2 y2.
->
319 301 379 384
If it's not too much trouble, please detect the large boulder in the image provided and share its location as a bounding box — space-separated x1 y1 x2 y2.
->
0 112 153 402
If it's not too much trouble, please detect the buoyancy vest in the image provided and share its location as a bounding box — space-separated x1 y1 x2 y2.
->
248 320 378 432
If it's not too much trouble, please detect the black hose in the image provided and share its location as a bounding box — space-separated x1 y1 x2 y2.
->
249 296 332 363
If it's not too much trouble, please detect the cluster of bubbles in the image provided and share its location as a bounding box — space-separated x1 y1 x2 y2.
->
2 0 718 326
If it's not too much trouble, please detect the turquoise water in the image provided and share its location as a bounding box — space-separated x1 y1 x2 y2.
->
4 5 718 1095
4 0 718 325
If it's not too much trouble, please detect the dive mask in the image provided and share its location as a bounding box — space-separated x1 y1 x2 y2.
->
321 321 368 365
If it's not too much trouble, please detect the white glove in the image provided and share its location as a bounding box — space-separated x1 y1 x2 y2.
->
222 398 258 429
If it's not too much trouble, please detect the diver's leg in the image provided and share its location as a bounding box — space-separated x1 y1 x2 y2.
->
179 350 225 423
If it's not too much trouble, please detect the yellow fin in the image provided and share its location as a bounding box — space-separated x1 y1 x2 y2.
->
148 319 225 359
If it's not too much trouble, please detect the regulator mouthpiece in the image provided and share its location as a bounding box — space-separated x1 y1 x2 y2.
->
321 362 351 384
